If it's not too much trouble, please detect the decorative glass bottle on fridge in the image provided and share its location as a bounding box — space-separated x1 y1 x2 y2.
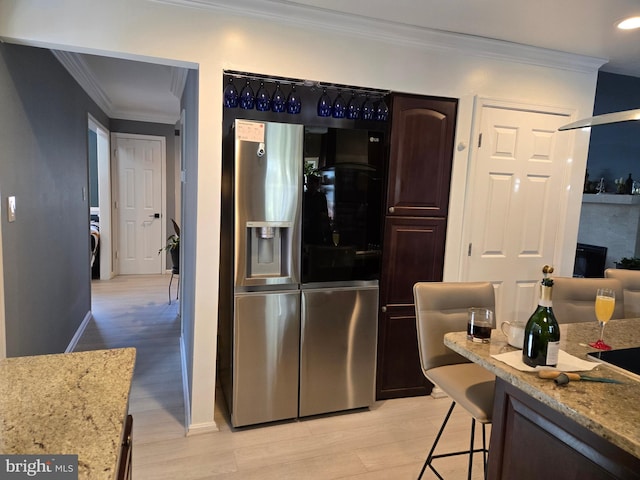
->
523 265 560 367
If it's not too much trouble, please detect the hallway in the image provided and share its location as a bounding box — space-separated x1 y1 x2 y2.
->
75 274 485 479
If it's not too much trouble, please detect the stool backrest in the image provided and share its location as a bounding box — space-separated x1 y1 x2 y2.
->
414 282 495 372
552 277 624 323
605 268 640 318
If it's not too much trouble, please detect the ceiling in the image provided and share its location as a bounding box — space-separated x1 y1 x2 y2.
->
54 0 640 124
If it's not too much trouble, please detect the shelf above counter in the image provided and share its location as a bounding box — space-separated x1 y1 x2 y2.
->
582 193 640 205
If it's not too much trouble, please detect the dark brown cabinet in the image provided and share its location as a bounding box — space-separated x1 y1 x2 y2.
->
376 94 457 399
384 95 457 217
117 414 133 480
488 379 640 479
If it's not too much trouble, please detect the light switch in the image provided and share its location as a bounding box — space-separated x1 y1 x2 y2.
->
7 196 16 222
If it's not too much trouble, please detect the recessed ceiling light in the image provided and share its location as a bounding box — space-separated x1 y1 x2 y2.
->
617 16 640 29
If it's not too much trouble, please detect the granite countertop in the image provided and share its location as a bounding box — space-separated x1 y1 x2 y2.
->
444 319 640 459
0 348 136 480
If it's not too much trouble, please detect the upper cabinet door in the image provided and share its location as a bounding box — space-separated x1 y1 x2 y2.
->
386 94 457 217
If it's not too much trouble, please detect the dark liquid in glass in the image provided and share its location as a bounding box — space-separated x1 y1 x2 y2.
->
467 324 492 341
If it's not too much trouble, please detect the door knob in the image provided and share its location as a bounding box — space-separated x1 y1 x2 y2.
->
388 207 395 214
149 213 161 219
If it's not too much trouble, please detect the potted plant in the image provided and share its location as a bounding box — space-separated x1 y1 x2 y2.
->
159 219 180 273
616 257 640 270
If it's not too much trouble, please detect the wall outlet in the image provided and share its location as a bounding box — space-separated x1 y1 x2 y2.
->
7 196 16 222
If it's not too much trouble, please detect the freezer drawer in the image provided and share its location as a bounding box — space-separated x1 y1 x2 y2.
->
300 285 378 417
232 291 300 427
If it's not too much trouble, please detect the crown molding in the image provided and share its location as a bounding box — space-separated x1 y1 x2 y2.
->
150 0 607 74
170 67 189 99
110 109 181 125
52 50 181 124
52 49 115 116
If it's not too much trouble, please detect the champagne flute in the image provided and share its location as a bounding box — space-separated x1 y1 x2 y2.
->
589 288 615 350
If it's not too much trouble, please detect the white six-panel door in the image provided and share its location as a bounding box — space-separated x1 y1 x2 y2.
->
463 102 572 324
114 134 165 275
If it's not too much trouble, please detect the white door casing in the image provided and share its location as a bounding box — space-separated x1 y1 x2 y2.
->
88 115 113 280
463 100 573 324
113 133 166 275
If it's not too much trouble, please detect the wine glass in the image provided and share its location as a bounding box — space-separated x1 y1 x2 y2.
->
255 81 271 111
317 87 332 117
223 77 239 108
286 84 302 114
361 95 374 120
332 90 346 118
375 96 389 121
239 80 255 110
271 82 286 113
589 288 615 350
346 91 361 119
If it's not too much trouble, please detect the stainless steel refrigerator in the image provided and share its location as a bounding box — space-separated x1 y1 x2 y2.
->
219 119 382 427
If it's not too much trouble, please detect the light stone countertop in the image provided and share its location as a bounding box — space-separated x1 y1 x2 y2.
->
444 319 640 459
0 348 136 480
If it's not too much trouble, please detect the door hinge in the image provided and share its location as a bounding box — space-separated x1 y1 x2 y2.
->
478 133 483 148
468 243 472 256
115 250 119 260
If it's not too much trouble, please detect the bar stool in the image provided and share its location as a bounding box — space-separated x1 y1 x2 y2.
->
605 268 640 318
551 277 623 323
413 281 496 480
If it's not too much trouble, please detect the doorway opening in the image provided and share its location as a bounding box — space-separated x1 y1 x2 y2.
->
88 115 113 280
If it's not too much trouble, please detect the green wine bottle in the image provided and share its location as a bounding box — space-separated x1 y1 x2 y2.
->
523 268 560 368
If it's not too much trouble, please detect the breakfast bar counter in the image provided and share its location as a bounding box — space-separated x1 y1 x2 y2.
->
445 319 640 479
0 348 136 480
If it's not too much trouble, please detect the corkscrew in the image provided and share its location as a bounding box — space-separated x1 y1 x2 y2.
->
538 371 624 385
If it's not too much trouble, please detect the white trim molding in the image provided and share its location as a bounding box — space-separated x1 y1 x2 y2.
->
66 311 93 353
151 0 607 74
52 50 184 124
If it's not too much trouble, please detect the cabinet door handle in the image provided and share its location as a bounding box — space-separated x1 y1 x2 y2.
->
381 306 387 313
388 207 395 214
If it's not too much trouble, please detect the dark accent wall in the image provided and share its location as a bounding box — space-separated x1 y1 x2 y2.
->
0 43 109 357
586 72 640 193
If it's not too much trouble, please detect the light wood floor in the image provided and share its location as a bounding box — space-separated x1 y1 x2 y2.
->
75 274 487 479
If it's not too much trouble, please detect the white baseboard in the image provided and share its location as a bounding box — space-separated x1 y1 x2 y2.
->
187 421 219 436
66 311 92 353
180 334 191 433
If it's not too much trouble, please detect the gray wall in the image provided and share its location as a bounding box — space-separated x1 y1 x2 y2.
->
180 69 198 414
0 43 109 357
